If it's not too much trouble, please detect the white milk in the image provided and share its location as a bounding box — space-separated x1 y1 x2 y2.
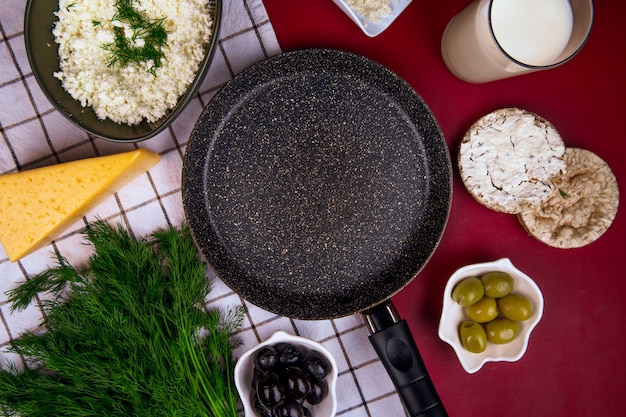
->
441 0 497 83
491 0 574 66
441 0 590 83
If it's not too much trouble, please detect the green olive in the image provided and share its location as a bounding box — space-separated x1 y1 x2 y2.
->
459 321 488 353
484 318 520 344
451 277 484 307
498 293 533 321
481 271 514 298
465 296 498 323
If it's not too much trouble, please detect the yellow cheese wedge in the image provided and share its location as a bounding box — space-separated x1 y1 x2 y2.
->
0 149 160 262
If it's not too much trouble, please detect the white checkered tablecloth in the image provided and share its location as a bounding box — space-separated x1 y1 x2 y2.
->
0 1 408 416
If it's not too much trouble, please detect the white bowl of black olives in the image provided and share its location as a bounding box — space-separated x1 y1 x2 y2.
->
234 331 338 417
438 258 544 374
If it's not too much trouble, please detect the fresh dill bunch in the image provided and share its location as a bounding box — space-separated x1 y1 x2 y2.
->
103 0 168 76
0 220 244 417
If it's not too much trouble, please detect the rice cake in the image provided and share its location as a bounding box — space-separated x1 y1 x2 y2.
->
458 108 567 214
518 148 619 248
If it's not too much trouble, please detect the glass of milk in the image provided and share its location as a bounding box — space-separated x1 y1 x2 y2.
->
441 0 593 83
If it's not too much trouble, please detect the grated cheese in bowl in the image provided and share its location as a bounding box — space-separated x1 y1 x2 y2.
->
52 0 213 125
344 0 392 22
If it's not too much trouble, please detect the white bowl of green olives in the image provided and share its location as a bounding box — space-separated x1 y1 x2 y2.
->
438 258 544 374
234 331 338 417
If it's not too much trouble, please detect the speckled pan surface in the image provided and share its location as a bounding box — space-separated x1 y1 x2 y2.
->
182 49 451 320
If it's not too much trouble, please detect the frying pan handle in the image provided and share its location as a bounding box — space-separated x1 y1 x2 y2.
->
365 301 447 417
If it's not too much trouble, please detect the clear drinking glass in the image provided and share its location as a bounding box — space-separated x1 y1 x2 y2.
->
441 0 594 83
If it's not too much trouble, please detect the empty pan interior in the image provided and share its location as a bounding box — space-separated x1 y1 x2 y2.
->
182 49 452 319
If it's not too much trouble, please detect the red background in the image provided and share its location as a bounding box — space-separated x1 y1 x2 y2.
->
262 1 626 416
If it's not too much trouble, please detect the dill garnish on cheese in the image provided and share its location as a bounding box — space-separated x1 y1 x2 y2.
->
103 0 168 76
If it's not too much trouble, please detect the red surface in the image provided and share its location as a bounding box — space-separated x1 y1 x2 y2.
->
262 1 626 416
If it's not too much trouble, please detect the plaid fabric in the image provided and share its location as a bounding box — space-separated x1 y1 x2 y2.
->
0 1 407 416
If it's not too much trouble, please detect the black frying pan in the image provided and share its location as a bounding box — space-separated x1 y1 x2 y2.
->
182 49 451 417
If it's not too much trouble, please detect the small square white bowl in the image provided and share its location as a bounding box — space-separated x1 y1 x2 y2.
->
234 330 338 417
333 0 413 37
438 258 544 373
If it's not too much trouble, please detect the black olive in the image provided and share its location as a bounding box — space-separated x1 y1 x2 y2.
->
275 343 303 366
302 406 311 417
278 399 305 417
253 395 277 417
302 352 330 381
256 372 285 409
254 346 278 371
252 367 266 390
305 378 328 405
283 366 311 400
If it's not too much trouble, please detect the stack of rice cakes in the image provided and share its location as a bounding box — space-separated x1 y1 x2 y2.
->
459 108 619 249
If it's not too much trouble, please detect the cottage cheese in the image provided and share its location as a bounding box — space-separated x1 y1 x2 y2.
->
53 0 213 125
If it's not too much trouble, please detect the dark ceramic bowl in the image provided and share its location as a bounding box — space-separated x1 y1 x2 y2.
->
24 0 222 142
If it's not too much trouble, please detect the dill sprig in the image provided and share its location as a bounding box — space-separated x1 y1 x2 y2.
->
0 220 244 417
103 0 168 76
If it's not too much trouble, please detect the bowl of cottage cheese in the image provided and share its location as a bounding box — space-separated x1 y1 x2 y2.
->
24 0 221 142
